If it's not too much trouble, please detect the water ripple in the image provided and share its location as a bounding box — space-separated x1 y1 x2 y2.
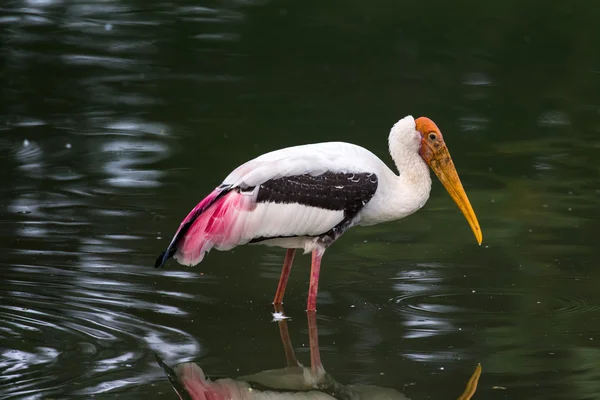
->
0 263 202 398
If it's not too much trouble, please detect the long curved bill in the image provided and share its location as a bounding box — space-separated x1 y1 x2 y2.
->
428 146 483 245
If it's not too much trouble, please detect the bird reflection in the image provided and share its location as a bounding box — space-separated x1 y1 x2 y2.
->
156 307 481 400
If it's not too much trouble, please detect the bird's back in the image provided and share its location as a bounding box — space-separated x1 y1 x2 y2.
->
223 141 393 188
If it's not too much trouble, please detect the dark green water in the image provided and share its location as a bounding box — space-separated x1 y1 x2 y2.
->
2 1 600 399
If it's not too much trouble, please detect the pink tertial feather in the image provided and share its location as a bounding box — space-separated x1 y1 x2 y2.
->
169 190 256 266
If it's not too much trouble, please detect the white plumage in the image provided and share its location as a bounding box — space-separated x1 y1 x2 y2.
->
241 202 345 250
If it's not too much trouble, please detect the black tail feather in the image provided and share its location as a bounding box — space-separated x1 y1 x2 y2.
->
155 246 176 268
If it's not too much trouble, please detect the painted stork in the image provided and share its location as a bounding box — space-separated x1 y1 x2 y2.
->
155 116 482 311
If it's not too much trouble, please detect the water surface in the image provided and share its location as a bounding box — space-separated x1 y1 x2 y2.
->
2 1 600 399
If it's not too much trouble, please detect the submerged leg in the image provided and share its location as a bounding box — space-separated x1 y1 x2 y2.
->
273 249 296 305
307 310 323 375
307 249 324 312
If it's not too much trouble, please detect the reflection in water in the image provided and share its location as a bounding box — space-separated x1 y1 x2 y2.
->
156 307 481 400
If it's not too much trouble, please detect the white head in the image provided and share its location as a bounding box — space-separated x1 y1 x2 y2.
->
388 115 483 245
388 115 421 160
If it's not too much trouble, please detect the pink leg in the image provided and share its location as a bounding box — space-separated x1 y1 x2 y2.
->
273 249 296 305
307 249 324 312
307 310 323 374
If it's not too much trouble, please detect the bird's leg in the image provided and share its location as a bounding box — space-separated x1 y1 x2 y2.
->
307 310 324 376
273 249 296 305
307 249 324 312
273 304 299 367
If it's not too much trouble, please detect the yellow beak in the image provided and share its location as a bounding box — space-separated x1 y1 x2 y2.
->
428 145 483 245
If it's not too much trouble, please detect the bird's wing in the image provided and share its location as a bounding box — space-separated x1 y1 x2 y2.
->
239 170 379 243
158 142 386 267
210 142 385 244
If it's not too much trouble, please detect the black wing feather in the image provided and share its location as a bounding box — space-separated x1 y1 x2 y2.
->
256 171 378 218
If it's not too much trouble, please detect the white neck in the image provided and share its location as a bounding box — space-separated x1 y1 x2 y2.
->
386 117 432 218
358 116 434 226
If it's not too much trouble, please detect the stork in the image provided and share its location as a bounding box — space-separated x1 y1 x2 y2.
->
155 116 482 311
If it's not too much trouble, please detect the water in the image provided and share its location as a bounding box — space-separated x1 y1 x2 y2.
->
1 1 600 399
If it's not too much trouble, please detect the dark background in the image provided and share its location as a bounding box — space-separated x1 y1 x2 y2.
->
1 1 600 399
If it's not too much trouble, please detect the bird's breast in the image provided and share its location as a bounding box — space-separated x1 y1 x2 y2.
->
357 173 431 226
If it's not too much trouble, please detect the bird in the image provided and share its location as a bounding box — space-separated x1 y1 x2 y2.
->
155 115 482 311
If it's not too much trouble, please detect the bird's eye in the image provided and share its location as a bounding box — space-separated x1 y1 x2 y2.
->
428 133 437 141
